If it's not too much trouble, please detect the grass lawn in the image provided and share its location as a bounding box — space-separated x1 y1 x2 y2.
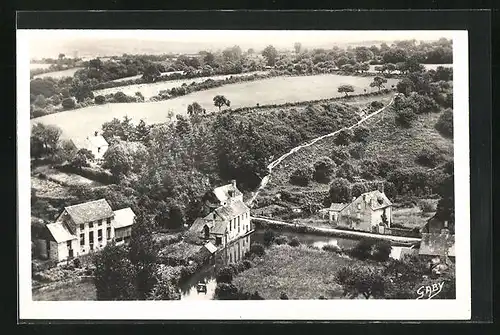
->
33 67 84 79
32 278 97 301
33 166 103 187
31 175 71 198
232 244 360 299
31 74 398 140
392 205 436 229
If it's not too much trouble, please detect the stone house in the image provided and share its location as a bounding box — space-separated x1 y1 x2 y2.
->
71 133 109 161
191 181 252 248
36 199 135 263
326 190 392 233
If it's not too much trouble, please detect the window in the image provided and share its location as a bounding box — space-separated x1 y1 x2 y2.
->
79 224 84 230
107 227 111 240
357 213 361 219
80 233 85 246
97 147 101 153
89 231 94 245
357 203 361 210
98 229 103 241
98 219 103 226
89 222 94 228
106 218 111 225
229 220 232 231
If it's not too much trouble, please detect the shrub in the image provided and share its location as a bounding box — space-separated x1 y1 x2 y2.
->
418 199 437 213
335 129 353 146
353 126 371 143
435 108 453 138
415 147 442 168
349 143 365 160
61 98 76 110
288 237 301 247
351 183 368 198
322 243 342 254
350 238 375 260
216 266 235 284
214 282 238 300
263 229 276 246
242 259 253 269
372 241 392 262
329 177 352 203
280 292 289 300
336 162 359 182
95 95 106 104
395 108 417 128
330 147 350 165
274 235 290 245
290 166 313 186
370 100 384 110
318 295 327 300
313 157 336 183
249 243 265 257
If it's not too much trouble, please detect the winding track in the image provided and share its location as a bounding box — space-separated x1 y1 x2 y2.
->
247 94 398 207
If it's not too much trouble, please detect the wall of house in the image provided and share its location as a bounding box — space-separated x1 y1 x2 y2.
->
76 216 115 256
226 210 251 243
337 197 373 232
115 226 132 243
35 239 48 259
370 207 392 227
221 233 251 264
48 241 59 261
92 144 108 161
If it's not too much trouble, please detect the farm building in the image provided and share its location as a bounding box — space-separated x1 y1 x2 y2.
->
35 199 136 263
325 190 393 233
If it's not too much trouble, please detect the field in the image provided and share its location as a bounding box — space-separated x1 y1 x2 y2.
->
110 70 184 83
30 63 53 70
367 63 452 74
32 74 399 139
32 278 96 301
33 67 84 79
232 244 360 299
94 71 270 98
32 166 103 187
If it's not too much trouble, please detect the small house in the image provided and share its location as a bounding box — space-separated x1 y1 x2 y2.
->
71 133 109 161
327 190 392 233
112 207 136 245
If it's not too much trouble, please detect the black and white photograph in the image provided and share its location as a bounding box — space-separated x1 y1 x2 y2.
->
17 26 471 320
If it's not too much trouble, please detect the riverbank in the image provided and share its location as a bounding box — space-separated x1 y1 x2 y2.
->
251 217 421 246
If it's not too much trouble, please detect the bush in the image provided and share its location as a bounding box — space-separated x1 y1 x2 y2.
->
418 199 437 213
263 229 276 246
95 95 106 104
370 100 384 110
351 182 368 198
415 147 442 168
274 235 289 245
435 108 453 138
350 238 375 260
216 266 235 284
348 143 365 160
242 259 253 269
249 243 265 257
330 147 350 165
61 98 76 110
329 177 352 203
214 283 238 300
372 241 392 262
336 162 359 182
322 244 342 254
335 129 353 146
395 108 417 128
353 126 371 143
288 237 301 247
313 157 336 183
290 166 314 186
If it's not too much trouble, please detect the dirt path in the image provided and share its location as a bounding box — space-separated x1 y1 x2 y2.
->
247 94 398 207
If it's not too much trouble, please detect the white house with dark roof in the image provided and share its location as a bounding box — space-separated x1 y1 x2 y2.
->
38 199 136 262
191 181 252 248
326 190 393 233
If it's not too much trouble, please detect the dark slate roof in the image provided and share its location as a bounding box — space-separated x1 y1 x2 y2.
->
46 223 77 243
64 199 114 225
213 183 243 204
360 190 392 210
214 199 249 221
419 233 455 257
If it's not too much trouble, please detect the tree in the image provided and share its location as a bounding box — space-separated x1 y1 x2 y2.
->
262 45 278 66
216 266 235 284
372 240 391 261
354 47 374 63
263 229 276 246
71 148 95 169
330 147 350 165
396 78 415 95
353 126 370 143
395 108 417 128
370 76 388 91
338 84 355 97
213 95 231 111
93 243 137 300
384 63 397 74
337 161 358 182
313 157 336 183
290 166 314 186
30 123 62 159
335 264 385 299
70 80 94 103
294 42 302 54
134 119 151 143
328 177 351 203
214 283 239 300
61 97 76 110
142 63 162 83
94 95 106 104
147 276 181 300
334 129 353 146
187 102 206 122
435 108 453 138
102 143 133 178
30 78 57 98
249 243 265 257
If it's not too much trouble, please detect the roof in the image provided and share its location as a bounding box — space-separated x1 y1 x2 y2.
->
113 207 136 229
212 183 243 204
214 199 249 221
46 223 77 243
189 217 208 234
419 233 455 257
211 221 228 235
329 203 348 211
87 135 108 148
203 242 218 254
359 190 392 210
423 215 454 234
64 199 114 225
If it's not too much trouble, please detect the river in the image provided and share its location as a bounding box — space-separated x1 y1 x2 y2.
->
179 229 360 300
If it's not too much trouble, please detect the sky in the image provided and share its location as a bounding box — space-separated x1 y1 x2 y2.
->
23 30 455 59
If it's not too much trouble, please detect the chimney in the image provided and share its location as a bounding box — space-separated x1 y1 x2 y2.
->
352 197 356 202
231 179 237 189
378 182 384 193
94 131 98 136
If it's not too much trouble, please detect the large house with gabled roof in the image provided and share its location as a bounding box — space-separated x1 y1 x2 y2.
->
191 181 252 248
36 199 136 263
326 190 393 233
